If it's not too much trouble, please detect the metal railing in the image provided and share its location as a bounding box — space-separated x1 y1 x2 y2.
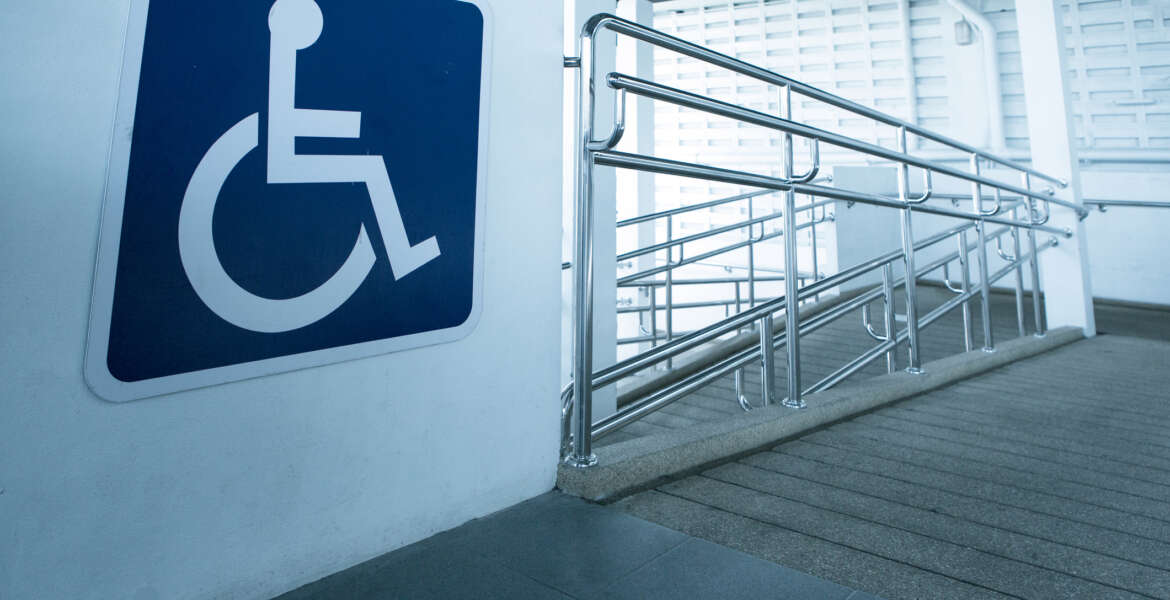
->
562 14 1082 468
1088 199 1170 211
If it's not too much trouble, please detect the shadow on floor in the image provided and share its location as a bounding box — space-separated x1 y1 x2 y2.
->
273 492 880 600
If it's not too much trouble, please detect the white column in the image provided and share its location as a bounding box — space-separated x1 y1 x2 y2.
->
1014 0 1096 337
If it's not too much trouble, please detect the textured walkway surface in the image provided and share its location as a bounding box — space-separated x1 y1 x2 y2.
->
273 492 880 600
617 334 1170 599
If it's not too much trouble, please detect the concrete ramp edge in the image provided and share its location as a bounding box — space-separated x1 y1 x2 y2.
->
558 326 1085 502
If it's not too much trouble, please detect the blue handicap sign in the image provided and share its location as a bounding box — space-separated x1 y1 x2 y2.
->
86 0 490 401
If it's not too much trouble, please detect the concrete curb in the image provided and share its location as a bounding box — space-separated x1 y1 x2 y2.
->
558 326 1084 502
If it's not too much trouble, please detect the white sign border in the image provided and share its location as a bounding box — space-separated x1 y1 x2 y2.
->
84 0 493 402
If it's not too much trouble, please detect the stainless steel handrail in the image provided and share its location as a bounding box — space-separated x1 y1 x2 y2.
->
564 13 1078 467
615 211 832 285
1089 199 1170 211
594 151 1070 237
577 14 1067 187
605 73 1081 218
619 275 788 288
591 233 1057 440
561 190 831 272
570 219 997 433
616 189 776 227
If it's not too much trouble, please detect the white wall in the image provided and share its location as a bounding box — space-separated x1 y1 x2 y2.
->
1081 171 1170 305
830 165 1170 309
0 2 564 599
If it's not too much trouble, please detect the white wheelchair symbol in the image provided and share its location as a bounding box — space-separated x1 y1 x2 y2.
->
178 0 440 333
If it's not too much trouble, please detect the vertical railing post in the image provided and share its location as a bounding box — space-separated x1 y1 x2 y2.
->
809 202 819 302
759 313 776 407
649 285 657 347
780 83 804 408
735 367 746 409
897 126 924 374
957 230 974 352
1022 173 1046 337
748 196 756 310
970 154 996 352
1011 206 1027 338
568 30 597 468
881 263 898 374
665 215 674 369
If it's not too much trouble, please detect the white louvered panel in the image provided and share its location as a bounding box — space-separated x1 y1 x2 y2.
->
905 0 961 151
652 0 917 221
941 0 1170 152
650 0 1169 163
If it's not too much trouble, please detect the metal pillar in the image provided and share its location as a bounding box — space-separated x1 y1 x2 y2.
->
896 127 923 373
568 27 597 469
970 155 995 353
780 84 804 408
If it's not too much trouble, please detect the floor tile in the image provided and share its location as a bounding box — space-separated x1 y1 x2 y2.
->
277 550 571 600
447 493 689 597
595 538 856 600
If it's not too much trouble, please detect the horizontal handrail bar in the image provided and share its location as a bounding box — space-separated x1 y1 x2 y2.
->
593 234 1059 439
805 237 1057 395
617 211 783 262
596 220 984 389
569 196 832 273
596 279 888 438
597 287 871 437
594 150 1071 237
582 14 1066 187
615 218 824 285
592 292 788 390
1088 199 1170 210
616 295 780 316
617 224 1007 329
606 73 1082 217
591 341 757 438
617 192 832 229
917 227 1010 277
616 203 834 263
616 189 775 228
618 275 787 288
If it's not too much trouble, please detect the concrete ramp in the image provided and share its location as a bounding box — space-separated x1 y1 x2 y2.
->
618 335 1170 599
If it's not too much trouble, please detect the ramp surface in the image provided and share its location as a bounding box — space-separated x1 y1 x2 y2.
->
618 335 1170 599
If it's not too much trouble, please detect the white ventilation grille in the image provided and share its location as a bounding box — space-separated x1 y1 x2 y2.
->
649 0 919 230
649 0 1170 161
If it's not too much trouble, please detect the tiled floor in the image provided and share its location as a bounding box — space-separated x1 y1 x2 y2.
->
273 492 880 600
